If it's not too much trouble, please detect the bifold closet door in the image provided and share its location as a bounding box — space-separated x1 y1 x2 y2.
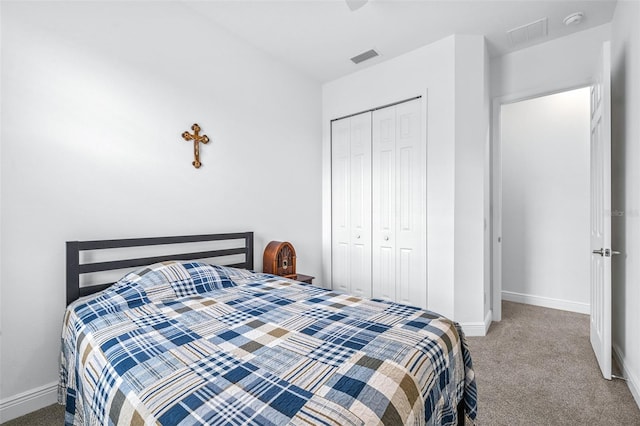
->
372 99 425 308
331 112 372 298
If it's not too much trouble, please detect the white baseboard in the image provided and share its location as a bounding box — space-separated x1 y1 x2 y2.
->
613 344 640 409
502 290 590 315
0 381 58 423
461 310 492 337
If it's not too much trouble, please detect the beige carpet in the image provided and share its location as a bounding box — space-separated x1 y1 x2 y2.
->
4 301 640 425
467 301 640 425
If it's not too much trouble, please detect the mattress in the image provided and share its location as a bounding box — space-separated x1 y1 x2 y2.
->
59 261 477 425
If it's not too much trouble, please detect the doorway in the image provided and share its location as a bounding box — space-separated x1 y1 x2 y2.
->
496 87 591 316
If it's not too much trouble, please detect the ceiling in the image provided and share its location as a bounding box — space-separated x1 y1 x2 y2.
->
184 0 617 83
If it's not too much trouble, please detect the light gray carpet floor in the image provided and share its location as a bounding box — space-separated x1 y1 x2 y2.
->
3 301 639 425
466 301 640 425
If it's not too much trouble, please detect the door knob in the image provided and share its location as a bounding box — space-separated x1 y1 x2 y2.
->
592 248 621 257
384 236 389 241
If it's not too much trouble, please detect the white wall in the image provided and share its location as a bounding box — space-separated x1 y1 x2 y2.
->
492 24 611 99
0 1 322 420
323 36 456 317
501 88 591 313
322 35 488 332
0 1 4 420
611 0 640 408
454 35 491 327
483 42 492 325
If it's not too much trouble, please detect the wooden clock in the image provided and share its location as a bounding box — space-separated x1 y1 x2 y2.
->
263 241 297 278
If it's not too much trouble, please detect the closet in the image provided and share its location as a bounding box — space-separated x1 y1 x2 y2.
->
331 98 426 308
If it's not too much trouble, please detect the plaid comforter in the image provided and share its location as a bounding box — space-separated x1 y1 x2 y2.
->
60 261 477 425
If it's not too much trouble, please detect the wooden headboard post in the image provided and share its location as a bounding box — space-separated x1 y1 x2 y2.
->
66 232 254 305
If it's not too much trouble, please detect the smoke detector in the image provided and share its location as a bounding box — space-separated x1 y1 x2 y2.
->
563 12 584 26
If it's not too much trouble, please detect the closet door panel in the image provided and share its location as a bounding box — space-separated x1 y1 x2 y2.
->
349 113 372 297
379 151 393 231
351 242 369 298
399 147 413 231
331 112 371 297
395 99 426 308
333 243 349 293
331 118 351 293
372 107 396 301
350 153 370 298
333 156 349 232
376 246 395 301
398 248 412 304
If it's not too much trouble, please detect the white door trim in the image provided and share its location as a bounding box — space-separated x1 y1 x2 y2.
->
490 80 593 322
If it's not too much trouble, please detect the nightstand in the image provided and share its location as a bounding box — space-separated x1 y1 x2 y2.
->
292 274 314 284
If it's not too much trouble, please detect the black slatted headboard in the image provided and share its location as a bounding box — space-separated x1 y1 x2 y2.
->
66 232 254 305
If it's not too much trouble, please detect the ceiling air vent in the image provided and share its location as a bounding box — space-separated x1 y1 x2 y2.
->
507 17 548 47
350 49 379 64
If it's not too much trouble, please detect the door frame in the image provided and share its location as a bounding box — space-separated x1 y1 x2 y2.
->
491 80 593 322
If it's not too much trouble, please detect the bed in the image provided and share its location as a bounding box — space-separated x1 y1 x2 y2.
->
59 232 477 425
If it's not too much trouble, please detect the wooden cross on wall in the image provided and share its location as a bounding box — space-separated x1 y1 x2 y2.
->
181 123 209 169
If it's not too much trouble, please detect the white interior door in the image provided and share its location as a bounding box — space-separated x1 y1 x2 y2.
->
590 41 612 380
